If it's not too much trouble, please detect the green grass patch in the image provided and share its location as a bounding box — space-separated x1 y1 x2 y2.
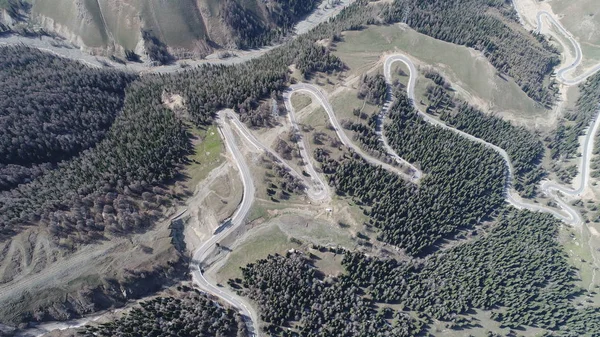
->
550 0 600 55
559 226 598 294
334 25 548 120
247 204 269 223
392 63 411 88
291 93 313 112
184 124 224 189
279 219 355 249
216 224 298 282
329 90 378 123
301 106 328 127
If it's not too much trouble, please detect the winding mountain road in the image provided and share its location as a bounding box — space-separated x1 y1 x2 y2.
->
284 84 420 183
203 49 597 335
384 54 586 226
511 0 600 289
534 11 600 86
190 111 259 337
511 1 600 86
225 110 329 202
509 0 600 216
15 3 600 335
108 7 600 337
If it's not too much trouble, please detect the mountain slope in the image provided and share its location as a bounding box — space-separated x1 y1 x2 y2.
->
25 0 321 58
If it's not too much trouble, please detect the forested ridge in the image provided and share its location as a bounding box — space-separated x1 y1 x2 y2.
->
343 210 600 335
382 0 560 106
232 211 600 336
222 0 321 49
0 60 191 242
443 105 545 196
318 92 506 255
0 32 346 242
230 251 424 337
81 286 247 337
157 38 344 126
421 70 546 197
0 46 136 191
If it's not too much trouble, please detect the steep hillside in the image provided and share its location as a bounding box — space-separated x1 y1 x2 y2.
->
22 0 321 58
0 46 136 192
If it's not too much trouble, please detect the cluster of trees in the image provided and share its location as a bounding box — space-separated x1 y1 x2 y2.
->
424 83 455 115
423 67 451 89
141 29 173 65
222 0 271 49
344 112 388 159
0 22 9 34
231 210 600 336
296 43 345 79
308 0 380 37
322 92 506 255
238 99 277 127
125 49 141 62
262 153 306 201
81 286 247 337
357 73 387 105
158 60 288 126
155 37 343 126
419 72 545 196
441 104 545 197
381 0 560 106
2 0 29 21
342 210 600 335
267 0 321 29
0 53 191 242
422 69 454 115
549 72 600 163
230 251 424 336
274 136 297 161
221 0 320 49
0 46 136 191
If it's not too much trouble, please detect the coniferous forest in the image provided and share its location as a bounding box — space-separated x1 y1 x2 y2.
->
81 286 247 337
320 92 507 255
0 47 136 191
222 0 321 49
382 0 560 106
419 70 546 197
232 211 600 336
2 0 597 333
551 72 600 161
0 50 190 242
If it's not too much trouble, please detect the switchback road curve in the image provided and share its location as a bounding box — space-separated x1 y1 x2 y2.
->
224 109 330 202
284 84 421 183
511 1 600 85
140 10 600 337
384 54 583 226
535 11 600 85
191 111 259 337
